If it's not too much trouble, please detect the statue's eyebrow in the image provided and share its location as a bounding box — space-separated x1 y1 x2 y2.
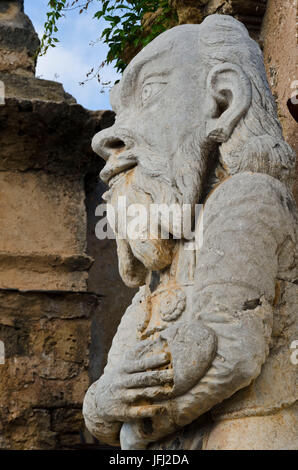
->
120 45 173 104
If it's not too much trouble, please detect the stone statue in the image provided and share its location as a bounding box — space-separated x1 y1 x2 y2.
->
83 15 297 450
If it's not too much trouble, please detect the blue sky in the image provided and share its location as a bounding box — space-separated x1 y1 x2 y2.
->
24 0 120 110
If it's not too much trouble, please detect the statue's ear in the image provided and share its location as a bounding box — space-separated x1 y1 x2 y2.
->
205 63 252 143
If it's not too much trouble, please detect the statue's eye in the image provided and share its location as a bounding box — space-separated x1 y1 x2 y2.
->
141 82 166 106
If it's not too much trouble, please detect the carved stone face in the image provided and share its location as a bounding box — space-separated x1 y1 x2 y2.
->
93 28 211 208
92 28 214 285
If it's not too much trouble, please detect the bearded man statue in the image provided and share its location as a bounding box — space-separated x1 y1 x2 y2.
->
83 15 297 450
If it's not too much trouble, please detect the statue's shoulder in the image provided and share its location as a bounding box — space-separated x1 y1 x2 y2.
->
206 172 297 216
202 172 297 250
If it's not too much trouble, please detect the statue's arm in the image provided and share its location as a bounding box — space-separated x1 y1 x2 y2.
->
83 288 172 446
140 173 297 443
83 289 145 447
83 380 122 446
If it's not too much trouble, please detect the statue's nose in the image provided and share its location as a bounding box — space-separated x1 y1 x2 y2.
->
91 127 126 161
92 127 137 184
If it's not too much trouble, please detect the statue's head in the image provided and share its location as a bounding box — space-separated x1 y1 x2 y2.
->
92 14 295 287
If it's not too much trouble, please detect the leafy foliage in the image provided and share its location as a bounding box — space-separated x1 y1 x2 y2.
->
39 0 66 56
39 1 177 73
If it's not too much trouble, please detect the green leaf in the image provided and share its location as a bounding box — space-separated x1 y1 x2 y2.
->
41 0 175 76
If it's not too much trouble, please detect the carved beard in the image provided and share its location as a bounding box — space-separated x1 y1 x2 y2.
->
107 128 210 287
135 126 211 210
107 175 175 288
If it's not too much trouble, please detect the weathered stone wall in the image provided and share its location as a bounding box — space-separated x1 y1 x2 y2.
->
0 0 123 449
261 0 298 201
173 0 267 37
0 290 96 449
0 83 110 447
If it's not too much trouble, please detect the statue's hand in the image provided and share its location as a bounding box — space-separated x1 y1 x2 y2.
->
95 337 174 422
116 321 217 448
95 321 216 423
159 320 217 396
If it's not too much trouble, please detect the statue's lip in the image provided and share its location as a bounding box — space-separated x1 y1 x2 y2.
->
101 166 137 202
101 162 137 186
108 170 127 187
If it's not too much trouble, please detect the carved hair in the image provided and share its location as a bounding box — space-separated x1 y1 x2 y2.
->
199 15 296 187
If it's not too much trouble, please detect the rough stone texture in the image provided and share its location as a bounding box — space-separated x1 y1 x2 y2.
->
0 77 116 445
0 79 114 292
0 171 90 291
260 0 298 202
0 0 39 76
84 16 297 450
204 0 267 37
0 1 126 448
0 71 76 103
170 0 205 24
0 290 99 449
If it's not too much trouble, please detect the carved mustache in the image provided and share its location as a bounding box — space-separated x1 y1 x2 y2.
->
100 147 171 187
100 151 138 185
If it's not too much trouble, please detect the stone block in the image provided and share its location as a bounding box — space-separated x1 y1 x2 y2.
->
0 290 99 449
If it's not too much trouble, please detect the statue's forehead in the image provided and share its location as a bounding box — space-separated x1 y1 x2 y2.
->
110 27 200 111
128 26 200 74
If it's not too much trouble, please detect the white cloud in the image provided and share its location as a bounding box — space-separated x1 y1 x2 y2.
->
36 45 118 110
25 0 120 110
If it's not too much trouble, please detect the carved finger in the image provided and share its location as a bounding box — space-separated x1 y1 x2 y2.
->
125 339 156 360
124 353 170 373
123 369 174 388
124 405 167 420
123 386 173 403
